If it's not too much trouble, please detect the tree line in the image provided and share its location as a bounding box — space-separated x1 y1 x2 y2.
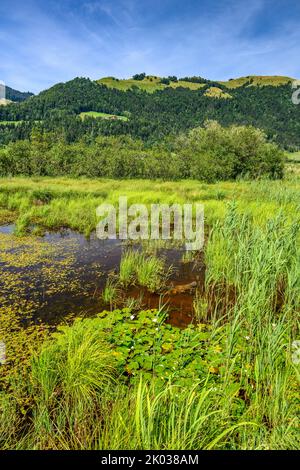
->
0 121 284 181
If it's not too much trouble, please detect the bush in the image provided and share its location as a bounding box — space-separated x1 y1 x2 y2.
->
174 121 284 182
132 73 146 81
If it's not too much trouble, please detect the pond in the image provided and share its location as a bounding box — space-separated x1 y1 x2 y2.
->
0 224 205 328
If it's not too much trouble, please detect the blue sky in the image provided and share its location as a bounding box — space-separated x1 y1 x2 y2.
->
1 0 300 93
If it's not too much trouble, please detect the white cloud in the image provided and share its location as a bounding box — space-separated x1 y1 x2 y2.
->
1 0 299 92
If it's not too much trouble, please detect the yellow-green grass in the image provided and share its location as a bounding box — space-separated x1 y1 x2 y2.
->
286 151 300 162
97 76 206 93
0 98 13 106
79 111 128 121
97 75 296 93
0 120 24 126
219 75 294 89
119 250 166 291
0 176 299 235
0 120 42 126
204 87 232 99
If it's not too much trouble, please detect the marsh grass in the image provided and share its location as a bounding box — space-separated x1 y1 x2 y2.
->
181 250 197 264
28 320 118 449
101 276 120 309
123 295 144 311
119 250 168 292
0 175 299 237
0 379 254 450
31 320 117 404
193 290 209 322
119 250 141 286
0 393 21 450
14 213 31 235
98 380 255 450
205 203 299 319
201 205 300 448
136 255 166 292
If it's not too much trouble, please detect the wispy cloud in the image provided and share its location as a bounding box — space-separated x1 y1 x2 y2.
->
0 0 300 92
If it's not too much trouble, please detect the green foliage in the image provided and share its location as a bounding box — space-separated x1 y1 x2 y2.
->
5 86 33 103
2 299 299 449
179 76 210 84
175 121 284 181
0 122 284 181
132 73 146 81
93 308 214 385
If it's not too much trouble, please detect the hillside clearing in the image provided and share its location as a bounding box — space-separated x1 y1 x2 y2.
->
204 87 232 99
219 75 294 88
97 76 206 92
79 111 128 121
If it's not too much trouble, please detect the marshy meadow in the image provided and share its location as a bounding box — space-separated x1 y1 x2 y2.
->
0 171 299 450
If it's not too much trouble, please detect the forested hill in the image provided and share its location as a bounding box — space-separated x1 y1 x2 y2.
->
0 75 299 149
4 86 34 103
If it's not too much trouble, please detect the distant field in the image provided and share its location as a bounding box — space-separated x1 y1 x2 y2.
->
219 75 294 89
97 76 206 93
204 87 232 99
0 120 24 126
286 151 300 162
0 98 13 106
79 111 128 121
97 75 295 93
0 120 41 126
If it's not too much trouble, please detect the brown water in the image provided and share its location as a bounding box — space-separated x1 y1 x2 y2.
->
0 225 205 327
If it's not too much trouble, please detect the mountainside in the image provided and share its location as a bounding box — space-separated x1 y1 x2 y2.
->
4 86 34 103
98 74 294 92
0 75 299 149
219 75 293 88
